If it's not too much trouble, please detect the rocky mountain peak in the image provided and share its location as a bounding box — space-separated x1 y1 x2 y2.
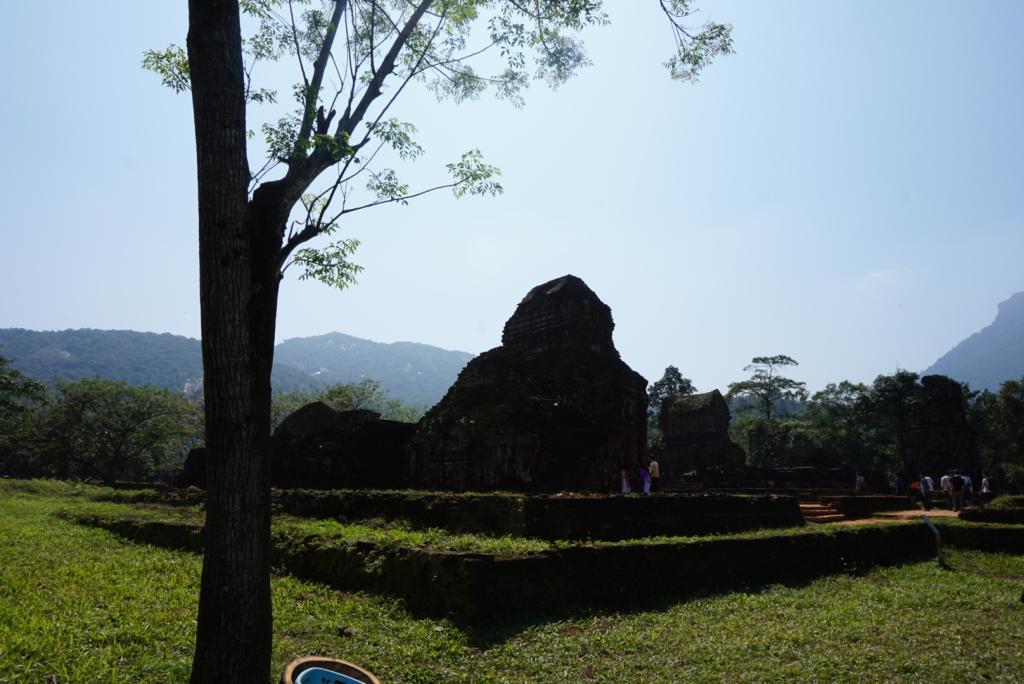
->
924 290 1024 391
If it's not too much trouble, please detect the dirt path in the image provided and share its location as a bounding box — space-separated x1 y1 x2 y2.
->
828 508 959 526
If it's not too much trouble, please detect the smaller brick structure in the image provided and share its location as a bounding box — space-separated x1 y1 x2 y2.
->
905 374 976 477
178 403 415 489
652 389 745 483
272 402 415 489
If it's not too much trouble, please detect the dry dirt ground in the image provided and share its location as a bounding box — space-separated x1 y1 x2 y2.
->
832 508 960 526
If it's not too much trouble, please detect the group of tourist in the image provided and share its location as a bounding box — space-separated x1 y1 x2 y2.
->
900 471 994 510
939 472 969 510
619 458 660 495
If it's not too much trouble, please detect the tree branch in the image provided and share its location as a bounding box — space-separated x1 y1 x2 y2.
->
287 0 311 90
335 0 433 140
251 0 433 238
337 179 462 216
294 0 349 154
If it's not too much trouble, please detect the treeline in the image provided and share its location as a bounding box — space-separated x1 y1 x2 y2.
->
0 355 424 485
6 347 1020 491
649 358 1024 492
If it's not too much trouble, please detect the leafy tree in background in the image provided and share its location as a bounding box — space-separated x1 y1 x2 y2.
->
33 379 200 483
727 355 807 424
647 365 696 444
726 356 807 465
649 365 697 405
323 377 392 411
0 354 46 418
970 377 1024 492
0 354 48 476
147 1 732 678
803 380 879 469
271 377 425 429
857 369 921 475
321 377 426 422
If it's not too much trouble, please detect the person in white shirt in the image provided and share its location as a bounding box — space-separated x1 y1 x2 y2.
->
940 474 953 508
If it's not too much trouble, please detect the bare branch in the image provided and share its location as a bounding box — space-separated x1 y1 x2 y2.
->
287 0 311 88
411 40 497 77
336 179 462 216
294 0 349 154
339 140 387 183
336 0 433 139
347 6 448 152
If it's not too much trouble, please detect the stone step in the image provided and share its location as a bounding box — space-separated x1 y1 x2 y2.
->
799 502 846 523
804 514 848 524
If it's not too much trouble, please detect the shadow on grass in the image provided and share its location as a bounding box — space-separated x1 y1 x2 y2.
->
447 553 946 648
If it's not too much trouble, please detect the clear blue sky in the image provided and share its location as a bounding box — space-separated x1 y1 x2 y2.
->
2 1 1022 394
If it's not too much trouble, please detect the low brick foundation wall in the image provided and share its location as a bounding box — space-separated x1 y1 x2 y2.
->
60 512 203 552
273 524 938 620
959 496 1024 525
67 510 1021 622
272 489 805 541
942 522 1024 553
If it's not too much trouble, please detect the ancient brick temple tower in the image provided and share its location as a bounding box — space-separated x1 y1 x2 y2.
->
905 374 977 477
408 275 648 492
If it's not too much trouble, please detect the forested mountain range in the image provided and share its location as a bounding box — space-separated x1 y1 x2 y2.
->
274 332 473 406
0 328 473 407
924 291 1024 391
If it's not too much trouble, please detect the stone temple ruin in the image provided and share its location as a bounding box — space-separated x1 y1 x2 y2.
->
180 403 414 490
407 275 649 492
651 389 745 483
271 402 415 489
178 274 649 493
905 374 976 477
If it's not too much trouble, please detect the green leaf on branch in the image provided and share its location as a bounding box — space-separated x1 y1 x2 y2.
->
263 113 301 161
141 45 190 93
447 149 502 198
368 119 424 161
247 87 278 105
661 0 734 83
367 169 410 203
291 238 363 291
533 34 591 87
432 65 489 102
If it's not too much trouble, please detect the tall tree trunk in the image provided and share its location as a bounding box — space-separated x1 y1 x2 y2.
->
187 1 276 681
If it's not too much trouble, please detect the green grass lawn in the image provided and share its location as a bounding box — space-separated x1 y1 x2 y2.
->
1 483 1023 682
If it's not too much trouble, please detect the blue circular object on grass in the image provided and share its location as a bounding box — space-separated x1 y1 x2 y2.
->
295 666 370 684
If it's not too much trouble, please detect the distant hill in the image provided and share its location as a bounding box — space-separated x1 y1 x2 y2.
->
0 328 473 406
275 332 474 407
924 291 1024 392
